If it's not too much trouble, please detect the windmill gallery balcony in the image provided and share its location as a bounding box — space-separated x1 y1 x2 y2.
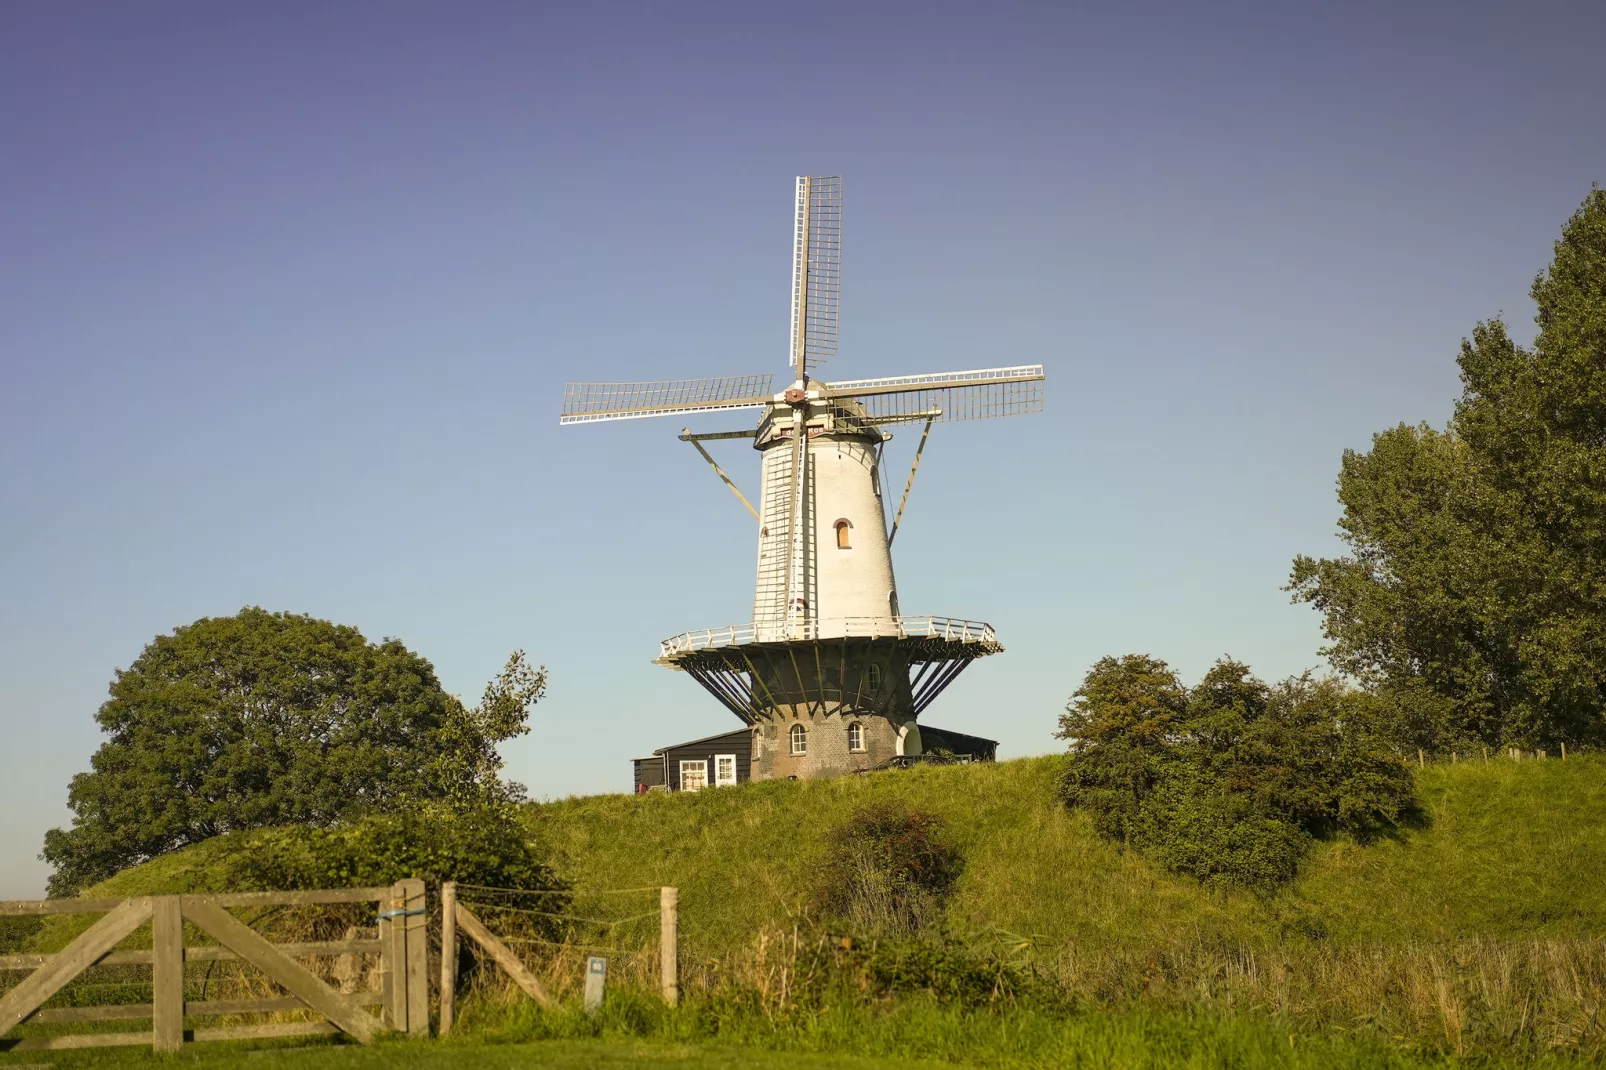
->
654 615 1003 726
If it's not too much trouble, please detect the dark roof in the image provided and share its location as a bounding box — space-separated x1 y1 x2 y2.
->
919 725 998 750
652 727 751 754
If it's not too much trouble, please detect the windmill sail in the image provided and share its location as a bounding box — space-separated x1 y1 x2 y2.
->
790 176 842 376
560 374 775 425
823 365 1045 424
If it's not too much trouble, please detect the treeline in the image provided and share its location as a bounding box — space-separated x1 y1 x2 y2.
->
1290 188 1606 753
1058 187 1606 889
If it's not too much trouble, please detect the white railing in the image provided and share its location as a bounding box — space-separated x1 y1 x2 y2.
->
659 616 999 657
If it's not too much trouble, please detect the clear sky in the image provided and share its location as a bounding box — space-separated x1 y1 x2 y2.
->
3 1 1604 897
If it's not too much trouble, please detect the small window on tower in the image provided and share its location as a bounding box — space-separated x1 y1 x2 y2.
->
834 519 852 549
867 664 882 693
847 721 865 752
789 723 808 755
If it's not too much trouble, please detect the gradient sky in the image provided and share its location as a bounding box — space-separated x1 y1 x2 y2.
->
3 1 1604 897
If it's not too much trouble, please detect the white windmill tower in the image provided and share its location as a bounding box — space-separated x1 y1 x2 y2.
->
561 176 1044 780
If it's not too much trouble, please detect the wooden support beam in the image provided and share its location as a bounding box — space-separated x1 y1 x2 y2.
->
660 887 679 1008
151 895 184 1052
439 882 458 1036
0 897 153 1037
181 898 384 1044
454 903 555 1009
401 879 429 1036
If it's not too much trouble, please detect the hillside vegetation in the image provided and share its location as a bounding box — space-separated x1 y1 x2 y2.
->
25 752 1606 1061
526 753 1606 956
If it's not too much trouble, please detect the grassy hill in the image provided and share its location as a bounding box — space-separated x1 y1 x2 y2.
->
20 751 1606 1063
526 752 1606 956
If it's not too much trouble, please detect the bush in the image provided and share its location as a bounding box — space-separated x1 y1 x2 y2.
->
218 801 564 897
1059 655 1419 891
815 801 963 936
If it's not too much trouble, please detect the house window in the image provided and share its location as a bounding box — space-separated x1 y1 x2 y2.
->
679 760 708 792
715 754 737 786
847 722 865 752
789 723 807 755
867 663 882 693
834 518 852 549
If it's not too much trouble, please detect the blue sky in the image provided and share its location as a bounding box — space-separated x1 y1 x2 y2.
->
3 0 1603 897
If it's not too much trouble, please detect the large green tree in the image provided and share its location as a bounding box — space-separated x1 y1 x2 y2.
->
1289 188 1606 750
41 607 545 896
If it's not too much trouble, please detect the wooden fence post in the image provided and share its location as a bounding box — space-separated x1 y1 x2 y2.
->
1417 749 1424 768
382 882 407 1032
1562 742 1568 760
439 882 457 1037
151 895 184 1052
660 886 678 1008
401 879 429 1036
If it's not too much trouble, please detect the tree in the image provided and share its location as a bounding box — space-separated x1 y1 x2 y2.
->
1289 188 1606 750
41 607 545 896
1059 655 1415 891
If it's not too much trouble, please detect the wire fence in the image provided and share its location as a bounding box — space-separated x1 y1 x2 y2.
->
450 883 670 1006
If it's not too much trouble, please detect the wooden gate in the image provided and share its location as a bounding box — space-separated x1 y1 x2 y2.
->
0 881 429 1052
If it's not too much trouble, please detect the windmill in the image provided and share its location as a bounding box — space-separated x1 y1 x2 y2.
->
561 176 1044 779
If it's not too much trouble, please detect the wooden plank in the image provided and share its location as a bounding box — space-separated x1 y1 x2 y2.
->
181 898 384 1044
660 887 678 1008
185 887 389 908
380 885 402 1030
439 882 457 1036
192 1021 342 1042
3 1031 153 1051
0 897 153 1038
151 895 183 1052
455 904 555 1009
401 879 428 1036
0 898 131 917
30 1003 155 1024
1 938 383 972
29 993 382 1024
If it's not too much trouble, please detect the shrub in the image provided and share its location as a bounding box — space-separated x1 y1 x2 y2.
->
815 801 963 935
218 801 564 897
1059 656 1419 891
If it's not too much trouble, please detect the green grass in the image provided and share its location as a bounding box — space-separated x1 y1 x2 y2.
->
14 752 1606 1065
526 752 1606 955
5 1003 1598 1069
63 752 1606 955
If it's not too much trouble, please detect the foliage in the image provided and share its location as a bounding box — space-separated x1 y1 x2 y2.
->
217 802 565 896
41 607 546 895
814 801 963 935
0 915 43 954
1058 655 1418 891
1290 188 1606 751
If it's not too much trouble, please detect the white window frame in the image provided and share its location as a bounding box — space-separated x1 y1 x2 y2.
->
847 721 865 753
679 759 708 792
714 753 737 787
789 723 807 755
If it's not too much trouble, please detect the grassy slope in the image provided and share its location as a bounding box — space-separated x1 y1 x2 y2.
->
53 751 1606 957
526 753 1606 956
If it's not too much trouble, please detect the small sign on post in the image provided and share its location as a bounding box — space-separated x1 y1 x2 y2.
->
584 956 608 1013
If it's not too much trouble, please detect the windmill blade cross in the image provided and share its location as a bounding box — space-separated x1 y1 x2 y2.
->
823 364 1045 424
560 374 775 425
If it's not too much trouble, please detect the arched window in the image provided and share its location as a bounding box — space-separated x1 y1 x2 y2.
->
789 722 808 755
847 721 865 753
834 518 852 549
867 663 882 693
